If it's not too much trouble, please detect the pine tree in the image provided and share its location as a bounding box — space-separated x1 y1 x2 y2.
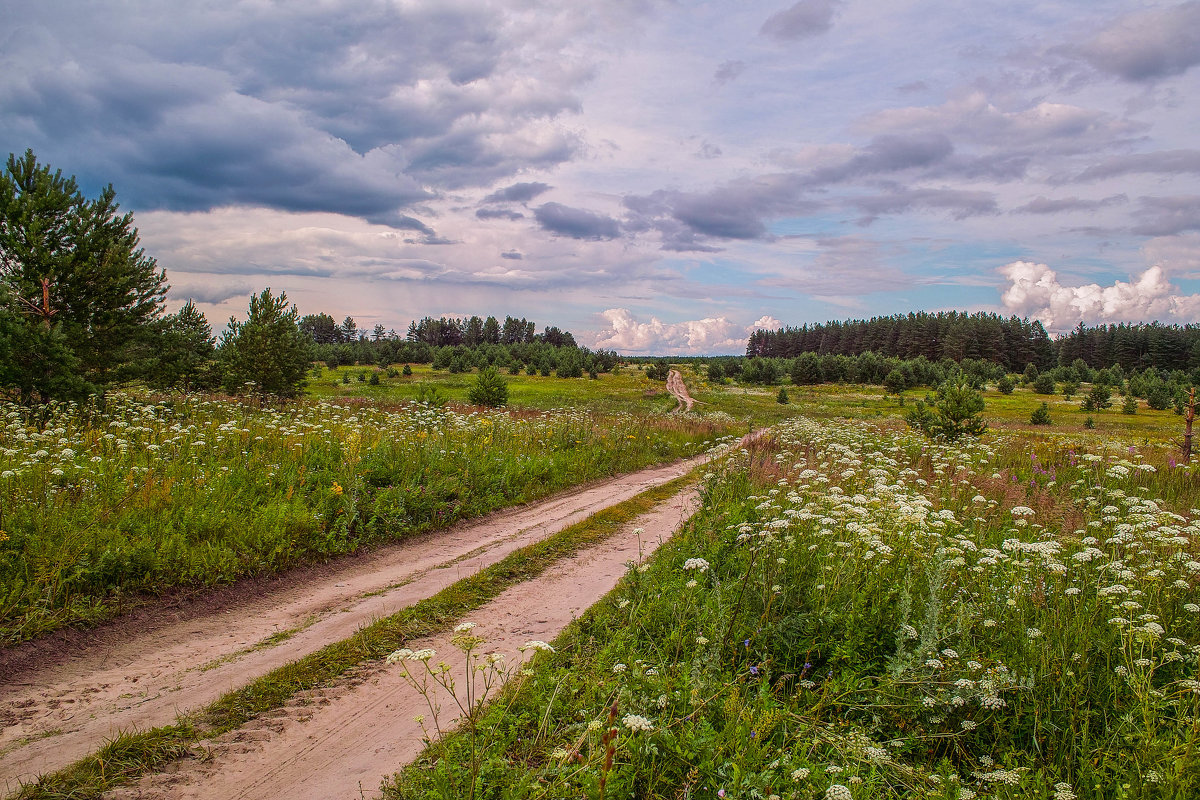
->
0 149 167 398
219 289 313 397
149 300 217 392
467 366 508 407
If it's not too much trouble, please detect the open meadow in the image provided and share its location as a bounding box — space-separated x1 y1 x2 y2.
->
0 369 756 644
4 367 1199 800
376 375 1200 800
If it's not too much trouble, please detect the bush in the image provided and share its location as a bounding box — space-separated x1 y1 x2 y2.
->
883 369 907 396
1082 384 1112 412
1084 415 1096 429
1122 394 1137 414
776 387 790 404
997 375 1015 394
1032 372 1057 394
402 363 412 376
1030 402 1052 425
1146 382 1175 410
467 366 508 407
1061 379 1079 399
905 376 986 441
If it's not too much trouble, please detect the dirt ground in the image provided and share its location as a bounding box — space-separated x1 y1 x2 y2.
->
666 369 695 412
0 456 705 793
107 489 699 800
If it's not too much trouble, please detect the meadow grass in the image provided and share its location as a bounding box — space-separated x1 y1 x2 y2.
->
0 388 739 643
385 412 1200 800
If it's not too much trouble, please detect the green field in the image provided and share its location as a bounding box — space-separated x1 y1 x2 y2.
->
377 379 1200 800
0 370 764 643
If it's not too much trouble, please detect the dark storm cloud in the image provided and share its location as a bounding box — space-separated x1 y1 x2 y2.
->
0 3 590 221
1072 150 1200 182
1131 196 1200 236
1013 195 1128 214
760 0 841 41
1068 1 1200 82
533 202 622 240
476 208 526 221
481 182 553 204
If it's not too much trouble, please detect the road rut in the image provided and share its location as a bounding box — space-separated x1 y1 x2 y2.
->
111 488 699 800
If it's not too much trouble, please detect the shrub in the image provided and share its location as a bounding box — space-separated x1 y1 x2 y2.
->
467 367 508 407
1032 372 1056 394
1081 384 1112 412
1122 394 1137 414
1030 402 1052 425
905 377 986 441
776 387 790 404
402 363 412 376
997 375 1015 394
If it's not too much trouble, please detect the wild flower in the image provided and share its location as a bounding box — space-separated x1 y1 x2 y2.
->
622 714 653 732
825 785 852 800
682 557 710 572
520 640 554 653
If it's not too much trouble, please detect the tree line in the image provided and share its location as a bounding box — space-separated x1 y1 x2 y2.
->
747 311 1200 373
746 311 1055 371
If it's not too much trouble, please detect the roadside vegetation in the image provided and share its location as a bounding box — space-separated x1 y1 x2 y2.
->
385 415 1200 800
0 392 736 643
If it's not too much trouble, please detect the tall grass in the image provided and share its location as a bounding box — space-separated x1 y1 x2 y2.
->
385 416 1200 800
0 394 735 643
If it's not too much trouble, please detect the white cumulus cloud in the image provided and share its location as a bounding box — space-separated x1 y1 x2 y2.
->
999 260 1200 332
589 308 761 355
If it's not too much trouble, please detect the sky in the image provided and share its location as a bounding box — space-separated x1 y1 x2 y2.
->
4 0 1200 354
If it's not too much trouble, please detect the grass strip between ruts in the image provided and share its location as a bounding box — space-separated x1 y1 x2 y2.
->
14 471 699 800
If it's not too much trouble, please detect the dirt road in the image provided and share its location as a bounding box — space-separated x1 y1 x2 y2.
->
110 489 699 800
0 455 706 793
666 368 695 412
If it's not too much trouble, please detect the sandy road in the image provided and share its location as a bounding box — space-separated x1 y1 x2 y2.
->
666 369 695 412
109 488 699 800
0 455 707 792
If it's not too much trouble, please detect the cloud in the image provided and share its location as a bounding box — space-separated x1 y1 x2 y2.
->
1131 196 1200 236
589 308 752 354
860 91 1143 155
1012 194 1128 214
481 181 553 204
0 2 602 221
751 315 783 331
476 208 526 220
998 260 1200 331
533 202 621 240
500 250 524 260
1068 1 1200 82
854 187 998 222
624 173 809 247
760 0 841 42
713 60 746 85
809 133 955 184
169 281 253 305
1072 150 1200 182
